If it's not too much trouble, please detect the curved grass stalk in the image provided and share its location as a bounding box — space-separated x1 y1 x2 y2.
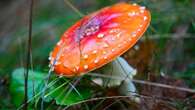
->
44 80 69 98
17 77 60 110
41 33 71 110
62 92 173 109
64 81 89 110
56 79 78 110
102 99 122 110
64 0 84 17
44 79 71 110
86 73 195 93
91 99 106 110
58 78 82 110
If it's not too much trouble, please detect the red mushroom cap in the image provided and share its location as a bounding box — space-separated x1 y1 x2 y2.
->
49 3 151 77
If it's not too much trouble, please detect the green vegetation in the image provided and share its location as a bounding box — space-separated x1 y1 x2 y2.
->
0 0 194 109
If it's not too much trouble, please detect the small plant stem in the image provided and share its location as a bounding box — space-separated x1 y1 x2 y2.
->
24 0 33 110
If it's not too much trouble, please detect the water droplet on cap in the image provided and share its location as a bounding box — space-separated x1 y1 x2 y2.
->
97 33 104 38
84 65 88 69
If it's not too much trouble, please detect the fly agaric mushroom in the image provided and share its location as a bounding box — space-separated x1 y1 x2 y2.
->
49 3 151 77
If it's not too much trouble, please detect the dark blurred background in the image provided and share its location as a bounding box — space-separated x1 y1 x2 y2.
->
0 0 195 109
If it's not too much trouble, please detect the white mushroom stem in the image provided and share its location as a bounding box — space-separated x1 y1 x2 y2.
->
104 57 136 87
91 57 139 102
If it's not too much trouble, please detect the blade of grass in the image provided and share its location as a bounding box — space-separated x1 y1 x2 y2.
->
24 0 33 109
18 77 60 110
64 0 84 17
86 73 195 93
